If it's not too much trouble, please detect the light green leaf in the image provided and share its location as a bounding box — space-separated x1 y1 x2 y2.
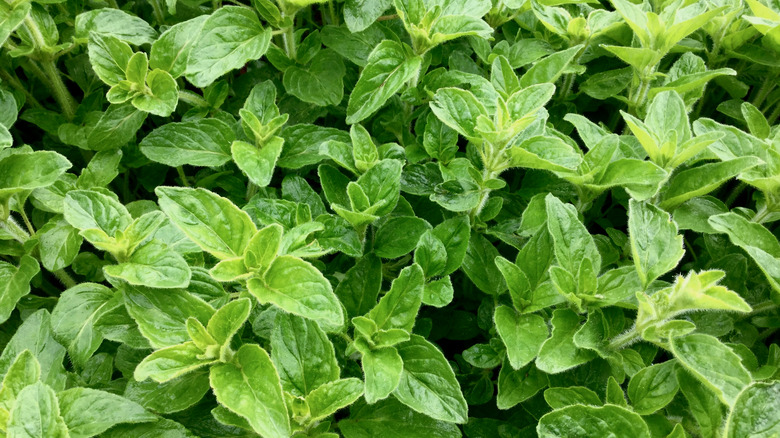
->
122 283 214 349
709 212 780 293
186 6 271 88
334 254 382 319
134 342 216 383
0 310 67 392
497 361 548 410
510 135 583 172
270 312 339 397
362 346 403 404
156 187 257 260
429 88 487 140
210 344 290 438
339 398 461 438
494 305 548 369
346 40 421 124
670 333 752 407
284 49 345 106
0 351 40 428
368 263 424 332
132 69 178 117
75 8 157 45
247 255 344 329
724 381 780 438
58 387 156 438
7 382 68 438
519 45 583 87
50 283 119 368
393 334 468 424
659 157 762 209
462 232 506 296
86 103 147 151
87 33 133 86
124 371 210 415
627 360 679 415
307 378 364 421
628 199 685 288
140 119 234 168
546 194 601 274
231 137 283 188
150 15 208 78
105 239 191 288
0 256 39 325
374 217 431 259
0 151 71 204
537 404 651 438
536 308 596 374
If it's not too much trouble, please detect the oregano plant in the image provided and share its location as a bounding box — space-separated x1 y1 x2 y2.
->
0 0 779 436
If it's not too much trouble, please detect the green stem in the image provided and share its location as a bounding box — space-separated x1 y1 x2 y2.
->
1 217 29 244
607 327 640 350
752 74 777 110
328 0 339 26
52 269 77 289
725 182 747 207
19 209 35 235
176 166 191 187
629 75 652 115
0 69 43 109
282 25 296 59
178 90 209 107
24 16 77 120
150 0 166 25
752 203 772 224
768 101 780 126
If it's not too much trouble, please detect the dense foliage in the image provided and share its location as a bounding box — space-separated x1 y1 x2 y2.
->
0 0 779 436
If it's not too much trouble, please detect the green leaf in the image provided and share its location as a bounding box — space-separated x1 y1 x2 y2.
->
307 377 364 421
709 212 780 293
374 217 431 259
346 40 421 124
361 346 403 404
0 256 39 324
677 367 725 438
724 381 780 438
132 69 178 117
122 283 214 349
87 33 133 86
124 371 210 415
546 194 601 274
393 334 468 424
150 15 208 78
494 305 548 369
519 45 583 87
270 312 339 396
0 310 67 392
284 49 345 106
75 8 158 45
355 159 403 217
628 360 679 415
58 387 156 437
462 232 506 295
536 308 596 374
430 88 487 140
510 135 583 172
670 333 752 407
415 230 447 278
50 283 119 368
247 255 344 329
156 187 257 260
659 157 762 209
185 6 272 88
339 398 461 438
335 254 382 318
543 386 602 409
7 382 68 438
628 199 685 288
207 298 251 347
0 350 40 428
0 151 71 206
537 404 651 438
232 137 283 188
134 342 216 383
432 216 470 276
368 263 424 332
105 239 191 288
63 189 131 238
86 103 147 151
140 118 234 168
210 344 290 438
496 361 548 410
0 2 30 49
